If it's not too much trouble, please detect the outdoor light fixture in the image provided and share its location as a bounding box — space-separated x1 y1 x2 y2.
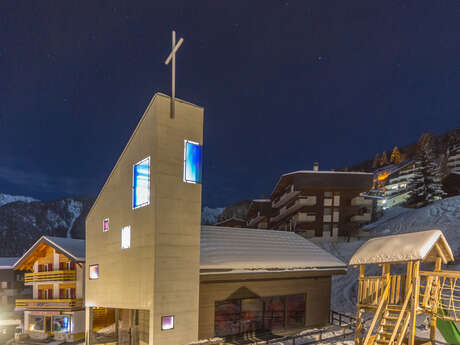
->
133 157 150 209
183 140 202 184
161 315 174 330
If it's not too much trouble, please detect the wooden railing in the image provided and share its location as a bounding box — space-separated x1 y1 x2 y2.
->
24 270 76 283
358 275 406 308
15 298 83 310
420 270 460 321
188 311 356 345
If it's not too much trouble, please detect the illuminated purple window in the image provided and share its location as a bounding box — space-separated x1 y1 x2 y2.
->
161 315 174 330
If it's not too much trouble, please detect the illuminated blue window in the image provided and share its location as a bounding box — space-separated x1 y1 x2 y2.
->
184 140 202 184
133 157 150 209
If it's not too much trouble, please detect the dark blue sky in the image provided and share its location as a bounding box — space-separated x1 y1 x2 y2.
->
0 1 459 207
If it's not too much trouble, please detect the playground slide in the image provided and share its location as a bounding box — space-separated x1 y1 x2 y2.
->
437 307 460 345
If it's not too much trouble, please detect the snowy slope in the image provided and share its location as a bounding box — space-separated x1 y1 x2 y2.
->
0 196 93 256
201 206 225 224
0 193 38 207
317 195 460 315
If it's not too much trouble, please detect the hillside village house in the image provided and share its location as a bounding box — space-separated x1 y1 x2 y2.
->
0 257 30 343
0 257 29 313
85 93 347 345
246 164 374 240
13 236 86 342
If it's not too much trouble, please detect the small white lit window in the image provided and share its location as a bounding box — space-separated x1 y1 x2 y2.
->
121 226 131 249
89 264 99 280
161 315 174 330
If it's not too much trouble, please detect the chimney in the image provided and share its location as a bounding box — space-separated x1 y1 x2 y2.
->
313 162 319 171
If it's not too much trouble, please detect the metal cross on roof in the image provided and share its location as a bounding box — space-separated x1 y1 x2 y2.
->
164 30 184 119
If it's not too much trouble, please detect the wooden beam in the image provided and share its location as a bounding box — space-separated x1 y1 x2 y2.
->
434 243 446 264
409 261 420 345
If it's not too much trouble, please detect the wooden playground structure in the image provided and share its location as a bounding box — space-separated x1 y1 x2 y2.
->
349 230 460 345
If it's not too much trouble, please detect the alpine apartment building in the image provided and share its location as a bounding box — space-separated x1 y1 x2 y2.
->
246 164 374 239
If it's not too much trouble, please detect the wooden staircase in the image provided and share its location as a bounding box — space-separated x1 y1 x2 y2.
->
363 280 413 345
373 306 410 345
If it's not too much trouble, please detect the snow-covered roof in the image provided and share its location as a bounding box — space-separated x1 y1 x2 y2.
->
200 226 346 274
46 236 85 261
0 257 19 269
14 236 85 270
349 230 454 265
272 170 373 197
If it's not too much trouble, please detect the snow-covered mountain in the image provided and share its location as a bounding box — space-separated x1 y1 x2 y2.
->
0 196 93 256
201 206 225 225
0 193 39 207
317 195 460 315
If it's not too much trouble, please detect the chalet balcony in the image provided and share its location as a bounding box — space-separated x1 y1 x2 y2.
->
350 196 373 207
24 270 76 284
351 213 372 222
294 212 315 223
272 197 317 223
15 298 83 311
248 215 265 227
272 190 300 209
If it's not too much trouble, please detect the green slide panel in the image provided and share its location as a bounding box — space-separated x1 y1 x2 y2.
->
437 307 460 345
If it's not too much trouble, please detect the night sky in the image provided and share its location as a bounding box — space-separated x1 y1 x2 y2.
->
1 1 459 207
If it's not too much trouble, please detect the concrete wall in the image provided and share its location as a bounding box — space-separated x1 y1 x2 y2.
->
86 93 203 345
198 275 332 340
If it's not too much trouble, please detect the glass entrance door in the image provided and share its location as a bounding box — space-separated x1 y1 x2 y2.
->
241 298 263 334
45 317 52 334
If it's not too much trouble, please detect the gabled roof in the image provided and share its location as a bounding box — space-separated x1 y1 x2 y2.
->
14 236 85 270
200 226 346 274
0 257 19 269
349 230 454 265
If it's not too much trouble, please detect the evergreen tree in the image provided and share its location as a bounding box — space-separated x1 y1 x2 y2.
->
407 133 446 207
380 151 388 166
372 153 380 169
390 146 401 164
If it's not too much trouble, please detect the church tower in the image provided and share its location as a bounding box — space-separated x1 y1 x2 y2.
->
85 93 204 345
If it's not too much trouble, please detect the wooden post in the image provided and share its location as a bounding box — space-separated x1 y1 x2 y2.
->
406 262 413 296
355 265 365 345
409 261 420 345
430 257 442 344
115 308 120 339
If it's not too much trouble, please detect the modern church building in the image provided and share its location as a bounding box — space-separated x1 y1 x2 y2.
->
85 93 346 345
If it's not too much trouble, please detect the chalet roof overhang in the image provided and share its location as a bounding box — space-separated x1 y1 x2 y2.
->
349 230 454 266
199 267 347 282
14 236 85 271
271 171 374 198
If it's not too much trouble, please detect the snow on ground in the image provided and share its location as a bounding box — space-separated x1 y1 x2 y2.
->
315 195 460 343
65 199 83 238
